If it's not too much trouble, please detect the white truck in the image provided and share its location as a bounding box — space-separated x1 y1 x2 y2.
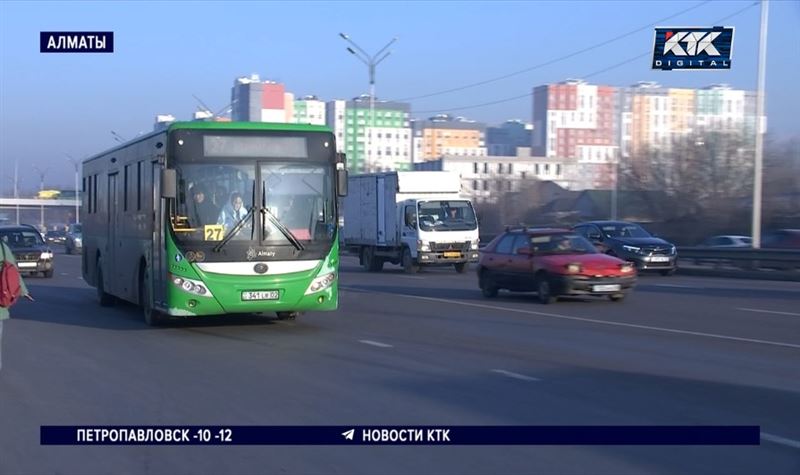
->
342 171 480 273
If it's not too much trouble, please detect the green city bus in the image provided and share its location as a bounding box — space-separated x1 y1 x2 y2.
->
82 122 347 325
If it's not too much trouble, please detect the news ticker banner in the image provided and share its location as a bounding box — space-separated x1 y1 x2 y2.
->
41 426 761 446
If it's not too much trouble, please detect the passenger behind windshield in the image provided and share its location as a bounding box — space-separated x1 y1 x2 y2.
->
533 234 597 254
217 192 251 238
189 185 219 227
602 224 651 238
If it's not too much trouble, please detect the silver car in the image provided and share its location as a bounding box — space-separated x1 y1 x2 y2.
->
65 223 83 254
700 235 752 248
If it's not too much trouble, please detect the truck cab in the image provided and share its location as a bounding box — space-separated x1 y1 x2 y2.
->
399 198 479 272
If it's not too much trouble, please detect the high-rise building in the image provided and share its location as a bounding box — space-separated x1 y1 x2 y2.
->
486 120 533 156
293 95 326 125
532 79 759 190
411 114 487 163
618 82 758 157
532 79 619 189
326 95 412 173
231 74 294 123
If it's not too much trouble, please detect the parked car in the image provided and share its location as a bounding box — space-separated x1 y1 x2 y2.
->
477 228 636 304
64 223 83 254
762 229 800 249
0 224 55 277
573 221 677 276
45 229 67 245
700 235 752 248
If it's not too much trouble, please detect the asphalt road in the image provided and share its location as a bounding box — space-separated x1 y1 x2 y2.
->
1 249 799 475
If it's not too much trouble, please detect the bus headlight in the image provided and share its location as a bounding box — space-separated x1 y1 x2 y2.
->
305 272 336 295
170 274 213 297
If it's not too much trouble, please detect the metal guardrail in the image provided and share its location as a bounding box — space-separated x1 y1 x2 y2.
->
676 247 800 272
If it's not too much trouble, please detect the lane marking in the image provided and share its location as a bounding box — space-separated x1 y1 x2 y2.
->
737 308 800 318
341 286 800 350
358 339 393 348
491 369 540 382
60 273 69 276
395 275 426 280
653 284 697 289
761 432 800 450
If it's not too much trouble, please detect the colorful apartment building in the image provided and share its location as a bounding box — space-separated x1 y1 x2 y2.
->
410 114 487 163
231 74 294 123
326 95 412 173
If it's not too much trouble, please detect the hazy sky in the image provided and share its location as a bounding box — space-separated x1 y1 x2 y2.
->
1 0 798 191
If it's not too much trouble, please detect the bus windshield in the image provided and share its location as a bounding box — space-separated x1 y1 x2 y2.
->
169 161 335 247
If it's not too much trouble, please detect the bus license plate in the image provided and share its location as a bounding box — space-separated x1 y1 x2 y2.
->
443 251 462 258
592 284 621 292
241 290 280 301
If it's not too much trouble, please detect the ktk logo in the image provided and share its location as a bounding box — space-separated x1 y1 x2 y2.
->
663 31 721 56
652 26 733 71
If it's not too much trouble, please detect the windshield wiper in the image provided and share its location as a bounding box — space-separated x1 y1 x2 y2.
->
262 207 305 251
212 206 255 253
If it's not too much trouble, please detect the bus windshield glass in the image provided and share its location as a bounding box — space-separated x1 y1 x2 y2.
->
169 162 335 246
417 200 478 232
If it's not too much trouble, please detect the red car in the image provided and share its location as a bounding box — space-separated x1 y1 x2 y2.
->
477 228 637 304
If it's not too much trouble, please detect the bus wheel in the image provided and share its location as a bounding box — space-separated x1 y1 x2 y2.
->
96 260 116 307
140 268 163 326
276 311 299 320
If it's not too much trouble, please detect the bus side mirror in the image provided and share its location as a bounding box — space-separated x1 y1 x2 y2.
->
161 169 177 199
336 169 348 197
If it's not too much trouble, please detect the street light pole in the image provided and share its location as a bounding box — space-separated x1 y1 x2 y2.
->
14 160 19 224
751 0 769 249
339 33 398 173
33 166 48 229
65 154 80 223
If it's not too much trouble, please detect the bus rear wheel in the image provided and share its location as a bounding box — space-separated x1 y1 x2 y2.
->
96 260 116 307
276 311 299 320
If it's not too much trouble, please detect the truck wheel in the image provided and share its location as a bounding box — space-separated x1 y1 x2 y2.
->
454 262 468 274
362 247 384 272
402 248 419 274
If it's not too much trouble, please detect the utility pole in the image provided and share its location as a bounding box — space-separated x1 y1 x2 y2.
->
14 160 20 224
751 0 769 248
339 33 398 173
65 153 81 223
33 166 48 229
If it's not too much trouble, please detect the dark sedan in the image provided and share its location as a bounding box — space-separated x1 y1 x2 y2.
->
0 225 55 277
45 229 67 245
573 221 677 276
